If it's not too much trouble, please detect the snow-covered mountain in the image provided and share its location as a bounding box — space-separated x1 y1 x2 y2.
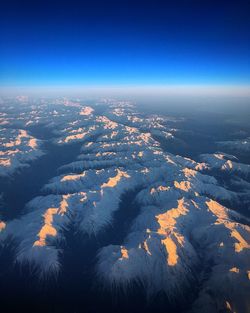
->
0 98 249 313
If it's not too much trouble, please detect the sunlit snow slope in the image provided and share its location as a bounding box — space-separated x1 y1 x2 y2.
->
0 97 249 313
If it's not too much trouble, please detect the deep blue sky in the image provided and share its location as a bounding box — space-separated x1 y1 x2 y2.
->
0 0 250 86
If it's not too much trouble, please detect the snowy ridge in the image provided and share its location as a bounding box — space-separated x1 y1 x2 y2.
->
200 152 250 176
0 128 44 177
0 99 249 312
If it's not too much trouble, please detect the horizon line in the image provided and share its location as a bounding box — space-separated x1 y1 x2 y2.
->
1 84 250 97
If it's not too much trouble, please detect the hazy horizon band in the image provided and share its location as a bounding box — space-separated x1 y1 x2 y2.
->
1 85 250 97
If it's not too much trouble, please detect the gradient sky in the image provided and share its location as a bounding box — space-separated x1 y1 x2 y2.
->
0 0 250 86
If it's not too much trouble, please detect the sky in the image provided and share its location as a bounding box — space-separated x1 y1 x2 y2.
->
0 0 250 88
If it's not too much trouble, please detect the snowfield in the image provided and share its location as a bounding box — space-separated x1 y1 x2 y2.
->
0 98 249 313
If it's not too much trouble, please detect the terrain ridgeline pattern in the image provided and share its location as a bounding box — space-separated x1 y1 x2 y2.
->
0 97 250 313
